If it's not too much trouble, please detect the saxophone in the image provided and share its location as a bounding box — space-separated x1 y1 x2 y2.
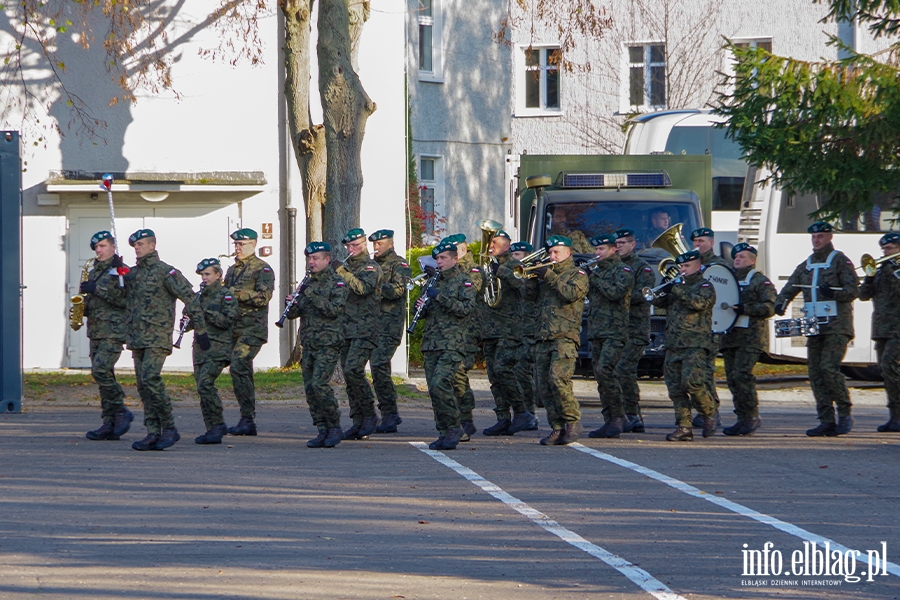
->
69 258 96 331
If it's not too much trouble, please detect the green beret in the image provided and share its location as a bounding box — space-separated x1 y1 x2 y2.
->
196 257 221 274
880 232 900 246
807 221 833 233
128 229 155 247
510 241 534 253
690 227 715 240
731 243 757 259
304 241 331 256
368 229 394 242
230 228 258 241
545 235 572 249
589 233 616 247
342 228 366 244
441 233 466 245
90 230 114 250
495 230 511 240
432 241 458 258
675 249 701 264
615 228 635 240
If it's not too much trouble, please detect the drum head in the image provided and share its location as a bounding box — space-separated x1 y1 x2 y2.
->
703 264 740 334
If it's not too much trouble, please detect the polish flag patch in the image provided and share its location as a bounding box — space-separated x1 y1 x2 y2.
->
224 295 233 301
464 282 473 287
168 269 177 276
336 281 345 287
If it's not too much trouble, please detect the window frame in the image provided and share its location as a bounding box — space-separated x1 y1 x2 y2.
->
417 0 444 83
417 154 445 237
622 41 667 112
514 44 563 117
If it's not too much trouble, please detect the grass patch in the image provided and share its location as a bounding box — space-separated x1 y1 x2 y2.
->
713 359 807 379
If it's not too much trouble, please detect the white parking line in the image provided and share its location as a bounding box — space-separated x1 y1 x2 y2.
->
410 441 686 600
570 443 900 578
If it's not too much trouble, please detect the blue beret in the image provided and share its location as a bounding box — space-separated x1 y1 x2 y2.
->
342 228 366 244
196 257 221 274
432 241 458 258
510 241 534 253
495 230 511 240
368 229 393 241
230 228 258 241
690 227 715 240
808 222 833 233
90 230 114 250
615 228 635 239
304 241 331 256
675 249 701 265
880 232 900 246
731 242 758 259
589 234 617 247
128 229 155 246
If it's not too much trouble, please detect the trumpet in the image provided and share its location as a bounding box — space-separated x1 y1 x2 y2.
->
578 256 600 271
511 248 551 279
857 252 900 278
642 276 683 302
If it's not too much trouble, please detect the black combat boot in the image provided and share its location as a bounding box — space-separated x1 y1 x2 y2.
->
540 429 562 445
228 416 257 436
527 415 540 430
723 421 743 436
461 421 476 436
507 411 536 434
86 421 119 441
442 427 464 450
806 421 837 437
343 423 366 440
702 415 718 438
358 415 379 437
834 415 853 435
428 434 447 450
666 427 694 442
594 417 623 438
307 430 327 448
588 420 610 438
195 423 228 445
112 408 134 437
557 422 583 445
376 413 402 433
483 419 511 436
324 427 343 448
132 433 160 451
155 428 181 450
876 417 900 432
739 417 761 435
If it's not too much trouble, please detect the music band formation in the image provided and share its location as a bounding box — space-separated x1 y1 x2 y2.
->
75 219 900 451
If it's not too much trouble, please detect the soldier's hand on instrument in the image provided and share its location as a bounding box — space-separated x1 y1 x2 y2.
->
490 261 500 276
733 303 745 315
534 265 549 279
818 284 835 299
414 297 426 310
284 294 294 305
110 254 124 268
774 302 785 316
79 280 97 294
424 265 437 277
196 332 211 351
426 287 440 299
330 259 343 271
660 281 675 296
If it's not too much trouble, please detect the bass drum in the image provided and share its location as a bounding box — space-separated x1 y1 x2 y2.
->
702 263 740 334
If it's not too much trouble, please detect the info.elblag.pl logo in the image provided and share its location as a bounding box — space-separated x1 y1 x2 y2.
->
741 541 891 586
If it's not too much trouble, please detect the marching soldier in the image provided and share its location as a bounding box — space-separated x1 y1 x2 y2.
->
284 242 349 448
224 228 275 437
720 244 775 436
417 241 477 450
585 234 633 438
369 229 411 433
82 231 134 441
333 228 383 439
614 228 655 433
691 227 725 428
651 250 717 441
188 258 238 445
482 230 536 435
125 229 209 451
511 241 541 426
775 222 860 436
859 232 900 432
533 236 589 445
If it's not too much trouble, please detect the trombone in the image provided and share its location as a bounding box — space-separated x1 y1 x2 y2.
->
857 252 900 278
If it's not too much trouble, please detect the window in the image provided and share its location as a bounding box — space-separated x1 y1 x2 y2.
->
418 155 445 239
515 46 561 116
734 39 772 53
627 43 666 110
417 0 442 81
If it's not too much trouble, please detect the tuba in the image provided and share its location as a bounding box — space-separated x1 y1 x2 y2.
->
640 223 691 302
479 219 503 307
69 258 96 331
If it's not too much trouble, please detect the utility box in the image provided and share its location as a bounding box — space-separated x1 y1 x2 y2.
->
0 131 23 413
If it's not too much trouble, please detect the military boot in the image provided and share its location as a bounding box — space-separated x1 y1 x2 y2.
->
666 427 693 442
722 421 744 436
588 420 610 438
527 416 540 431
343 423 367 440
693 410 721 428
442 427 464 450
507 411 536 434
307 430 327 448
702 415 718 438
876 417 900 432
623 414 645 433
195 423 228 445
324 428 343 448
806 421 837 437
359 415 379 437
376 413 402 433
483 419 511 436
540 429 562 446
132 433 160 451
428 434 447 450
228 416 257 436
739 417 761 436
155 428 181 450
112 408 135 437
86 421 119 441
594 417 623 439
834 415 853 435
557 422 583 445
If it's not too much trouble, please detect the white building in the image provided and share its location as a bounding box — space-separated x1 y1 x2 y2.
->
3 1 407 371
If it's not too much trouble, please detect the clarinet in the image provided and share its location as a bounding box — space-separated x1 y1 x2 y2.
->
276 270 311 328
173 283 206 349
407 270 441 335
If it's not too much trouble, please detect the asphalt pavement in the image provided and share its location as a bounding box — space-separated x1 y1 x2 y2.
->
2 377 899 600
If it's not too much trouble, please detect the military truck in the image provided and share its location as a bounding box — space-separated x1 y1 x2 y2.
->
516 154 714 377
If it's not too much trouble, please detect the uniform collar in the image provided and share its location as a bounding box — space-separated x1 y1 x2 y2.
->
374 248 397 263
683 270 704 283
137 250 159 266
812 242 835 261
734 265 754 279
347 252 369 265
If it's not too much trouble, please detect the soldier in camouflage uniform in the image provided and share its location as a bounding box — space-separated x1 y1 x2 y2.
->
720 244 775 436
511 241 541 425
651 250 717 441
858 232 900 432
775 222 860 436
334 228 383 439
691 227 727 428
187 258 238 445
417 241 477 450
125 229 209 451
533 236 589 446
82 231 134 441
482 230 537 435
369 229 412 433
613 228 655 433
285 242 349 448
224 228 275 436
584 234 634 439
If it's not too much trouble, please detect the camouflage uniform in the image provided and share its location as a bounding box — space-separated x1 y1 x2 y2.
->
334 253 383 426
422 264 476 433
615 252 655 417
371 248 411 417
700 249 728 412
534 257 589 431
775 243 859 424
126 250 207 435
224 254 275 420
84 256 128 423
187 281 238 430
515 277 541 413
859 260 900 422
286 267 349 431
652 271 716 427
720 267 776 420
453 253 483 424
587 254 633 420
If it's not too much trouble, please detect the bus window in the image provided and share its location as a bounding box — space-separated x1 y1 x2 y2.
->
665 126 746 211
778 190 900 233
777 192 821 233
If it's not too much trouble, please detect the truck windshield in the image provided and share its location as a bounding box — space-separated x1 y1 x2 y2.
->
542 201 701 256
